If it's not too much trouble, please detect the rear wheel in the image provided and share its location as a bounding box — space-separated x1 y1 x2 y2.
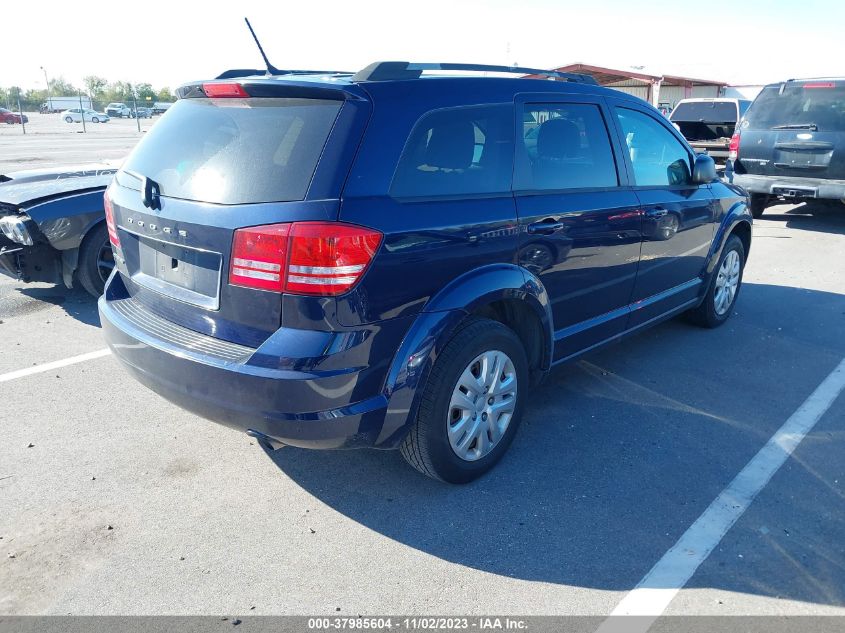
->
749 194 768 219
64 116 73 123
686 234 745 328
76 223 114 297
400 317 528 483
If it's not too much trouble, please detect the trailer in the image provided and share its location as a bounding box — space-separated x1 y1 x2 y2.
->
41 96 92 114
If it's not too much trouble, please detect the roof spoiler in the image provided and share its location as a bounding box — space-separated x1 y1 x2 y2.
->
215 68 354 80
352 62 599 84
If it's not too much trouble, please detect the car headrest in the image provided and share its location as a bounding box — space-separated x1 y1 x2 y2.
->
424 121 475 170
537 118 581 160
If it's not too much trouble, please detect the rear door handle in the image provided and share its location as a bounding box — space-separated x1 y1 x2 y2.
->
527 220 565 235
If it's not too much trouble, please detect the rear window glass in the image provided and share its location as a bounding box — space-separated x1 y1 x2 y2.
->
390 104 514 198
120 98 342 205
744 83 845 132
670 102 738 123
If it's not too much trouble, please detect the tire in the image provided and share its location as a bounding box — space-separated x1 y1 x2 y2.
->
65 116 73 123
76 223 113 297
749 194 768 219
686 234 746 328
92 117 99 123
399 317 529 483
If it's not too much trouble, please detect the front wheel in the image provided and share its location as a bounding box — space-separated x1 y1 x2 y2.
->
400 317 528 483
65 116 73 123
686 234 746 328
76 224 114 297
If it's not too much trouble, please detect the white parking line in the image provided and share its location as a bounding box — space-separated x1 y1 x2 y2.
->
0 349 111 383
598 356 845 633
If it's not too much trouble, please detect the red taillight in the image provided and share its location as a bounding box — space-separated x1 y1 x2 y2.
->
230 223 291 292
728 133 741 161
229 222 382 296
286 222 383 295
202 83 249 98
103 191 120 247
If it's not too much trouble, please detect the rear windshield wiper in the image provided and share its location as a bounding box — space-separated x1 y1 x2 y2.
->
771 123 818 131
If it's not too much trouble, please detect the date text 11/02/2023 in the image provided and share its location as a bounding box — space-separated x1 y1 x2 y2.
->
307 617 529 630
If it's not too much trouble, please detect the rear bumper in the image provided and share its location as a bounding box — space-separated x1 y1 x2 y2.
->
98 273 413 449
732 173 845 201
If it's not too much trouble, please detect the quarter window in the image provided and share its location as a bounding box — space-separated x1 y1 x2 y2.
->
615 108 691 186
390 104 514 198
516 103 618 191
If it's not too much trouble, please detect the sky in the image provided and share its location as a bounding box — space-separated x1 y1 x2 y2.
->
3 0 844 92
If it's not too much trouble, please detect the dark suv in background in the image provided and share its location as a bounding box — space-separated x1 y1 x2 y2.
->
728 78 845 217
99 62 752 483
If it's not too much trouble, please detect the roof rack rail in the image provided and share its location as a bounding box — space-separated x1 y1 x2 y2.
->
215 68 354 80
352 62 598 84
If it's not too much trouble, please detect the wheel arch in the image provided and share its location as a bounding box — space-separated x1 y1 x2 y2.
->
422 263 554 373
375 263 553 448
707 201 753 277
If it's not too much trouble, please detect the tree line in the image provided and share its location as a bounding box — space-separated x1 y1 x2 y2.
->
1 76 174 112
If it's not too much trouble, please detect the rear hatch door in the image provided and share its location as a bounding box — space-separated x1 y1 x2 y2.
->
670 101 738 143
109 84 366 347
738 81 845 179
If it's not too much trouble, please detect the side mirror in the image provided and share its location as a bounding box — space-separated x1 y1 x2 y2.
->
693 153 717 184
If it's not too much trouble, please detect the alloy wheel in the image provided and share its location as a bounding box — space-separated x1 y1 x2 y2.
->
97 238 115 284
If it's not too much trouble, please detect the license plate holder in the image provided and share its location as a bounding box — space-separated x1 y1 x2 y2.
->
132 237 222 309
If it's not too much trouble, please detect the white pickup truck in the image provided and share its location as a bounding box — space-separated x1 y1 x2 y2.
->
670 98 751 163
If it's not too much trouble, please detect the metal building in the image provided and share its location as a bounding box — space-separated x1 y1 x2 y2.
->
530 63 727 109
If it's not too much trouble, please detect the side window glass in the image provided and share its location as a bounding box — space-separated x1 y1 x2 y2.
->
390 104 514 198
616 107 692 186
516 103 618 191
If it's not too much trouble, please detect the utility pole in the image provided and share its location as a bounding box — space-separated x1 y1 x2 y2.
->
40 66 50 112
79 92 87 133
17 94 26 135
132 87 140 133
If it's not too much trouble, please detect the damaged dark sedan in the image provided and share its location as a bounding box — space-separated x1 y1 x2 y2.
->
0 165 117 296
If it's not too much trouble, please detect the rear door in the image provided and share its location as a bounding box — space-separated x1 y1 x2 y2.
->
109 88 368 347
608 99 718 326
738 81 845 180
513 95 643 360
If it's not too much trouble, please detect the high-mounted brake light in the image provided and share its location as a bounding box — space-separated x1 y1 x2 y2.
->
728 133 741 162
803 82 835 89
203 83 250 98
229 222 382 296
103 191 120 247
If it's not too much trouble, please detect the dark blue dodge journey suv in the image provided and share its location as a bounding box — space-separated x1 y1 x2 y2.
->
99 62 752 483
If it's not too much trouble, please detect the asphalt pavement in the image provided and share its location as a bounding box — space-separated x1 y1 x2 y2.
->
0 130 843 619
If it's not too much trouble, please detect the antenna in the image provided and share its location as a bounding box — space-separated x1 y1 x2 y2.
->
244 17 280 76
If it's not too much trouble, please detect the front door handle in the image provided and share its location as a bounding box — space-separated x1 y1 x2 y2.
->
645 207 669 218
527 219 565 235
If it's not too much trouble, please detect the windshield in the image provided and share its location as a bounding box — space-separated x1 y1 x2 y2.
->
671 102 738 123
744 82 845 131
120 97 342 205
